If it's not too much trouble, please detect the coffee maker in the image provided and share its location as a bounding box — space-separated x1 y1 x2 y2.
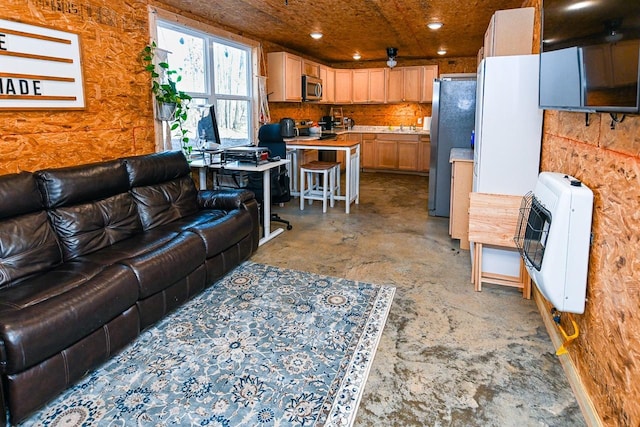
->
318 115 333 131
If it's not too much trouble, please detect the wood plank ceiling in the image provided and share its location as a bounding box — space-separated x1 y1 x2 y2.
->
158 0 526 64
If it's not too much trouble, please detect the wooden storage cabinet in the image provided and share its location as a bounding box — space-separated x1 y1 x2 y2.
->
387 66 422 103
360 133 428 173
361 134 376 168
418 135 430 172
303 60 320 78
352 69 386 103
449 151 474 250
320 66 335 103
267 52 302 102
483 8 534 58
397 140 419 170
421 65 438 103
334 70 353 103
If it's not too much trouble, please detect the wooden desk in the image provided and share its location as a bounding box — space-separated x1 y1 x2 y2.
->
286 139 361 214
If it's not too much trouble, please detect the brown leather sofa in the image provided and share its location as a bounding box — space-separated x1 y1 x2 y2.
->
0 151 259 425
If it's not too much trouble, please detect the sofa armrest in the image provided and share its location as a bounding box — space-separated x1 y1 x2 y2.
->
197 188 256 210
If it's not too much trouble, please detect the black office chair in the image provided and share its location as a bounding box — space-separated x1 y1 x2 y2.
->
246 123 293 231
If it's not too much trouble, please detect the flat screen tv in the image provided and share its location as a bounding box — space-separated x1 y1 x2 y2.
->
540 0 640 113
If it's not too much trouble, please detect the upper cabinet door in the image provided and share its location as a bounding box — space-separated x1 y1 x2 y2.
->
319 66 335 103
387 68 404 103
387 67 422 102
369 68 386 103
421 65 439 103
352 69 370 103
267 52 302 102
334 70 353 104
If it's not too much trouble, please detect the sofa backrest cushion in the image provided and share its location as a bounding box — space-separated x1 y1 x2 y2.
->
0 173 62 287
124 151 199 230
35 160 143 260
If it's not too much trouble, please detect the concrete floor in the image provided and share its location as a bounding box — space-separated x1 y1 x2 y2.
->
250 172 585 426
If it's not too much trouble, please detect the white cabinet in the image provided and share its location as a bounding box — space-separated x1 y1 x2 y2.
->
387 66 422 102
267 52 302 102
319 65 335 103
483 8 534 58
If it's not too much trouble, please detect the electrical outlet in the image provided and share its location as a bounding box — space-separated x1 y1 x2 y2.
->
417 117 422 124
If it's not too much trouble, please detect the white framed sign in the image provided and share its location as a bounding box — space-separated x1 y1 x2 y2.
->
0 19 85 110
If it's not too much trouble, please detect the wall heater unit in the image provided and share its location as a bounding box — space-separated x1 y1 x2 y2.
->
515 172 594 314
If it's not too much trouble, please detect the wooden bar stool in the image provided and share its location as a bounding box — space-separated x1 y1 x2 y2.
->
299 161 340 213
468 192 532 299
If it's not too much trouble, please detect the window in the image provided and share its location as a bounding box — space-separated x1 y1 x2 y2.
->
156 21 253 149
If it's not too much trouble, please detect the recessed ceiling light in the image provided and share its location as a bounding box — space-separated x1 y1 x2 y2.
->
310 32 323 40
437 49 447 55
353 53 361 60
427 22 443 30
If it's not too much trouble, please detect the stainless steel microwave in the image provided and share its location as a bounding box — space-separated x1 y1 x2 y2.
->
302 75 322 101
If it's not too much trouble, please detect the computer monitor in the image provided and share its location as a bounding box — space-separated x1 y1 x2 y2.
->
196 105 222 148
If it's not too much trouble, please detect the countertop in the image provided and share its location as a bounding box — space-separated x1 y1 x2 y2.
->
284 125 430 143
449 148 474 162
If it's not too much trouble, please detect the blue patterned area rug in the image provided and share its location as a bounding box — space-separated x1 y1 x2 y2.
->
20 261 395 427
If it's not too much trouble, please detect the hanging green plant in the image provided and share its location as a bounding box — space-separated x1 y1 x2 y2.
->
141 41 192 155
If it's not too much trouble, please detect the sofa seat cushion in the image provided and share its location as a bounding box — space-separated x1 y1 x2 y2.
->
0 263 138 374
76 228 180 267
150 209 252 257
188 210 254 258
117 231 206 299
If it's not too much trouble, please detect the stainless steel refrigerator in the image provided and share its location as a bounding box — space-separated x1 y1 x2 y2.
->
428 76 477 216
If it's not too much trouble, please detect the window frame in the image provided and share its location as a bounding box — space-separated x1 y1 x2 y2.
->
149 8 260 150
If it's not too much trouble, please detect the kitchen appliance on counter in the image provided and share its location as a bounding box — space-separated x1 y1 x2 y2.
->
428 76 477 217
319 115 334 131
473 54 543 279
302 75 322 101
280 118 295 138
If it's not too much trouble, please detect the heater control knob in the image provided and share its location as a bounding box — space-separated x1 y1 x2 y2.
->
570 179 582 187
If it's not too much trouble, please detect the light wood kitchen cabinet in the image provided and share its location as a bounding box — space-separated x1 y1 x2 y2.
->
421 65 438 103
334 69 353 104
376 138 398 169
418 135 430 172
361 134 376 169
369 69 386 103
387 66 422 102
449 150 474 250
352 69 386 103
360 133 429 173
267 52 302 102
483 8 534 58
398 140 419 170
303 60 320 78
320 65 335 103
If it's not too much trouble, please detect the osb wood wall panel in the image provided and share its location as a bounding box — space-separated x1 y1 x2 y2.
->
0 0 155 174
521 0 640 424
